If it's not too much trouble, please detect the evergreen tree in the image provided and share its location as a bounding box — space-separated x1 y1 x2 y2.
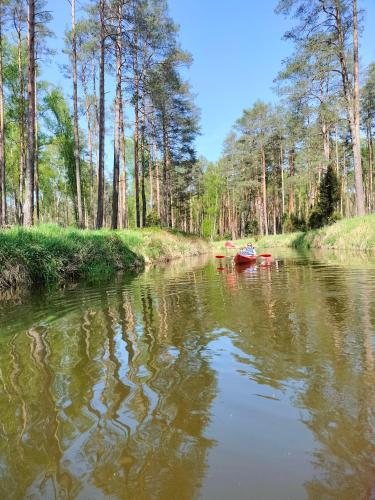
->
309 164 340 228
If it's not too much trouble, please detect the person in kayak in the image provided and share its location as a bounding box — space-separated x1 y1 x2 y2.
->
240 242 256 257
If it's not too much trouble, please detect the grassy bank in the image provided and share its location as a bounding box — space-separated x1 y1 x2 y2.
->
0 225 209 290
215 215 375 252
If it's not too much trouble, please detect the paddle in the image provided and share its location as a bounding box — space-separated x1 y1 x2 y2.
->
259 253 272 258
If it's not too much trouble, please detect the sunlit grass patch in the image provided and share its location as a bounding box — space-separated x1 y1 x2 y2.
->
214 215 375 252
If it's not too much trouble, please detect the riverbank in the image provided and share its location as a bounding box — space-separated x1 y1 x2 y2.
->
0 225 209 291
214 215 375 252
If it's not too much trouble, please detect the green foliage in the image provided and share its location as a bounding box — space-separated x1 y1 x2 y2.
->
308 165 340 229
146 210 161 227
44 90 76 202
200 162 225 239
245 219 259 235
283 214 307 233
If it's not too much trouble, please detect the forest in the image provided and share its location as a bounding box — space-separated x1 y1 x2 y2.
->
0 0 374 239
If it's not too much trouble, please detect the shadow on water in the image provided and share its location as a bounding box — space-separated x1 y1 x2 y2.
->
1 251 375 499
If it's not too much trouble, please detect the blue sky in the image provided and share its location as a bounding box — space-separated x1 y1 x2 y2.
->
46 0 375 162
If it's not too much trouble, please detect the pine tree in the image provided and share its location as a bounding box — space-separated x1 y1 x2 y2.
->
309 164 340 228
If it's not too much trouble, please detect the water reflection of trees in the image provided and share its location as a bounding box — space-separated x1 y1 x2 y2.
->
0 262 217 499
1 256 375 498
221 260 375 498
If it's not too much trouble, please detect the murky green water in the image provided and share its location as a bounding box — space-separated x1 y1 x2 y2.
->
1 250 375 500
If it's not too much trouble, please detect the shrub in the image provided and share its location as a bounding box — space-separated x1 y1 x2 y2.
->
309 165 340 229
245 219 259 235
146 210 161 227
283 214 307 233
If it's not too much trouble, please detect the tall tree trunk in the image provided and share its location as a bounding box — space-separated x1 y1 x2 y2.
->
96 0 105 229
343 151 350 216
335 0 365 216
288 147 295 215
335 126 340 176
189 195 193 233
149 141 154 210
0 8 6 226
81 63 94 225
92 63 100 216
273 191 277 235
162 115 170 226
72 0 84 227
24 0 36 227
34 75 40 224
132 29 140 228
155 155 160 219
351 0 365 215
367 123 373 212
261 144 268 235
280 144 285 227
140 94 147 227
322 119 330 169
16 9 26 224
111 2 122 230
34 77 39 222
152 119 160 218
120 99 128 228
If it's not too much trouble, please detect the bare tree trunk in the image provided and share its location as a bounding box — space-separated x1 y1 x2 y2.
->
288 147 295 215
367 123 373 212
162 116 170 226
0 8 6 225
96 0 105 229
273 192 277 235
16 9 26 224
261 144 268 235
111 2 122 230
34 77 39 222
24 0 36 227
335 0 365 216
72 0 84 227
140 93 147 227
322 119 330 169
152 119 160 218
189 195 193 233
335 126 340 176
120 99 128 229
149 144 154 210
280 145 285 230
81 63 94 226
155 158 160 219
351 0 365 215
343 151 349 216
133 29 140 228
92 65 100 224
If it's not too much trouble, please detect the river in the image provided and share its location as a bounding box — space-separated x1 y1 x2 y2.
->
1 250 375 499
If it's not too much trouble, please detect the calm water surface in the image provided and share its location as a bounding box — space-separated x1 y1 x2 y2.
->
1 250 375 499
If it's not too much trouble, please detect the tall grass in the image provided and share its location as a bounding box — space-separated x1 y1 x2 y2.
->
0 225 208 290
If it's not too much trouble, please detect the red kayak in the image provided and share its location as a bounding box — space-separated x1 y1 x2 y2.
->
234 253 257 265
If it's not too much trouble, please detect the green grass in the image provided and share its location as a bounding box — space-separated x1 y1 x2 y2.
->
214 215 375 252
0 224 209 290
